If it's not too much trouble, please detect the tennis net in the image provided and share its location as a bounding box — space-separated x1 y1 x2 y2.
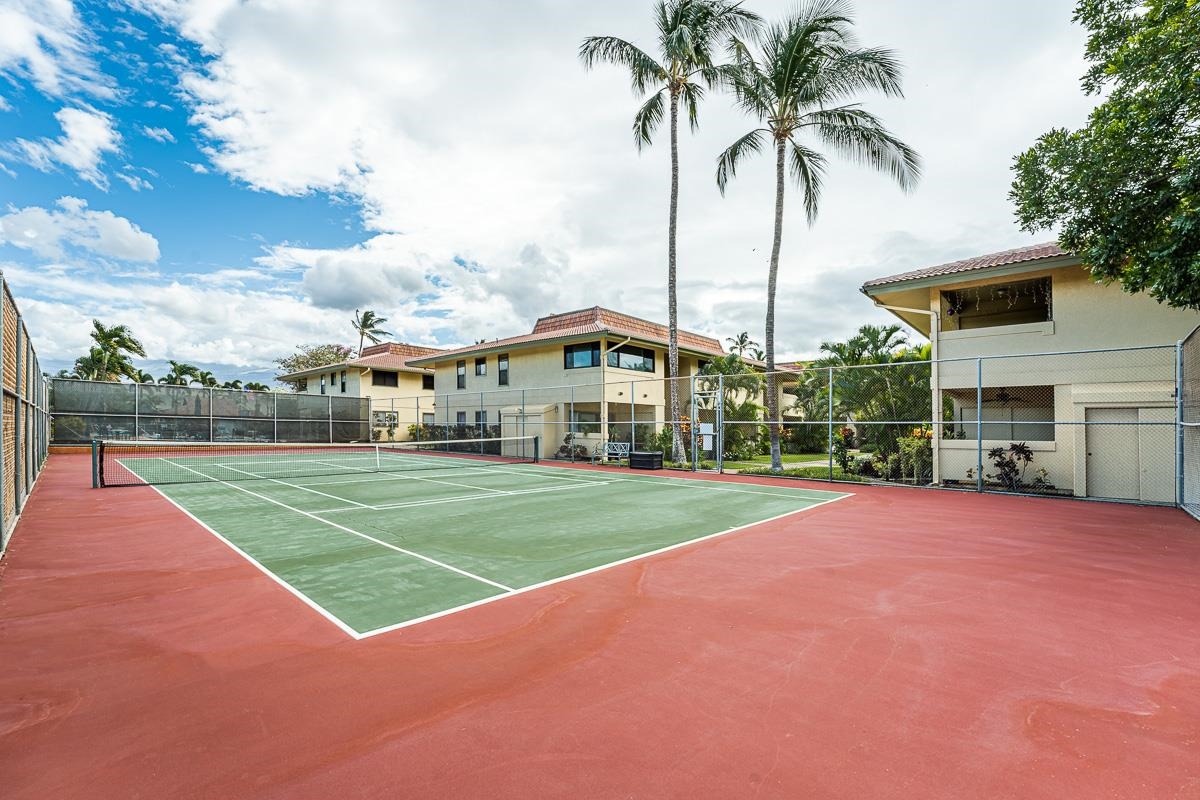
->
94 435 541 487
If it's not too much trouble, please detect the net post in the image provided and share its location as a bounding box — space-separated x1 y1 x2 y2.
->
976 357 984 492
533 435 540 463
91 440 100 489
827 366 834 480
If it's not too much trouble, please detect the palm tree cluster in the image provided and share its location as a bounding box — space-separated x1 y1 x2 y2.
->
583 0 919 470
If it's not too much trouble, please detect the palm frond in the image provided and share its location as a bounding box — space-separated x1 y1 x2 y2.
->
578 36 667 95
802 104 921 192
679 80 706 132
633 90 667 150
817 46 906 102
788 142 828 224
716 128 768 194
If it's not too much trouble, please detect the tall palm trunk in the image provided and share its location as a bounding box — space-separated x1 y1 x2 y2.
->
766 137 786 471
667 88 685 463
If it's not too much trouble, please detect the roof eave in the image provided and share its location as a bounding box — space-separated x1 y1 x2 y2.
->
861 254 1082 296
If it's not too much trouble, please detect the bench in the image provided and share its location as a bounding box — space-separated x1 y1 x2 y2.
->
591 440 631 464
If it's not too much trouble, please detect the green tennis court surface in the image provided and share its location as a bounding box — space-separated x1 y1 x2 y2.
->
129 451 849 637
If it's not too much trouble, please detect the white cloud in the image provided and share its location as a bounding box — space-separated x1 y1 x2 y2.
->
116 172 153 191
9 105 122 188
0 197 160 262
183 160 208 173
141 125 175 143
0 0 115 99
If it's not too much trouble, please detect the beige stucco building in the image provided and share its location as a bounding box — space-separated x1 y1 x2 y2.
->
276 342 441 440
862 242 1199 502
406 307 727 457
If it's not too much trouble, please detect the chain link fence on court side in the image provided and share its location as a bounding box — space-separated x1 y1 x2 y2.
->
1181 326 1200 521
1 273 50 555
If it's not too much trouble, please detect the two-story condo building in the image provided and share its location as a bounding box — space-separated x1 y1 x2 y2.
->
276 342 441 440
406 307 728 457
862 242 1199 502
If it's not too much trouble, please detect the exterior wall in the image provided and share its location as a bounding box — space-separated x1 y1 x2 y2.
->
286 366 434 441
417 339 718 453
872 262 1197 499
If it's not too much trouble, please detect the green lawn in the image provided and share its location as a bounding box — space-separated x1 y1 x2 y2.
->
723 452 832 470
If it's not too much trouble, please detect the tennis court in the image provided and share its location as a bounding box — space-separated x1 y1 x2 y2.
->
98 436 849 636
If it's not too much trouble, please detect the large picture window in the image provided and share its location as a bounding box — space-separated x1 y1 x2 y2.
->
564 342 601 369
942 277 1052 331
372 370 399 387
372 411 398 427
607 344 655 373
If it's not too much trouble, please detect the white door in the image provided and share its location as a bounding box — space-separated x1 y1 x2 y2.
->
1085 407 1139 500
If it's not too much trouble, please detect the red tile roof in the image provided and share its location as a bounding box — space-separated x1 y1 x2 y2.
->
408 306 726 364
861 242 1070 291
276 342 441 379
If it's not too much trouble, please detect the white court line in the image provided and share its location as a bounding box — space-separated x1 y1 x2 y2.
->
211 463 374 509
308 458 513 496
355 492 853 638
162 458 514 593
308 480 614 514
495 464 848 500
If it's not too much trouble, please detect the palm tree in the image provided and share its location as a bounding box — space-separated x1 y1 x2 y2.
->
221 379 243 390
352 310 392 356
85 320 147 381
244 382 270 392
581 0 762 462
750 347 766 361
159 360 199 386
132 369 155 384
716 1 920 470
726 331 760 356
193 370 219 388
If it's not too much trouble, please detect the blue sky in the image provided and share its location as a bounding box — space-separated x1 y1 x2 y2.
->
0 0 1097 383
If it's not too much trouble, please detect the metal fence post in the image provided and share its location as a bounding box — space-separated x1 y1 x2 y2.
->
480 391 485 453
13 319 23 513
415 396 421 443
208 387 214 442
717 373 725 474
827 366 835 480
569 385 575 461
521 389 526 443
328 395 333 443
630 379 636 450
976 357 984 492
273 392 278 442
1177 340 1185 506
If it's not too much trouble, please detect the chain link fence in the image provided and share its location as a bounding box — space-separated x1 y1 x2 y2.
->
44 339 1200 513
1181 326 1200 520
1 273 50 555
50 381 370 444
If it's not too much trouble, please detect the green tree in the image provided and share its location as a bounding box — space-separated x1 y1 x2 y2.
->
193 370 219 388
716 1 920 470
221 379 243 390
697 352 765 459
1010 0 1200 309
159 360 199 386
581 0 762 463
79 320 147 381
726 331 760 355
244 382 270 392
274 343 353 392
132 369 156 384
352 310 392 356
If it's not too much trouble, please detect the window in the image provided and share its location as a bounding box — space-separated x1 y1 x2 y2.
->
498 353 509 386
570 409 601 435
372 411 399 427
607 344 655 373
372 370 399 387
422 413 435 424
564 342 601 369
297 378 308 392
340 370 347 393
422 374 434 391
942 277 1052 331
475 357 487 376
457 360 466 389
456 411 467 425
475 410 487 426
319 375 326 395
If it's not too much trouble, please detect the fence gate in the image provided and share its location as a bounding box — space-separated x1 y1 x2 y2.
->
1182 326 1200 520
690 374 722 471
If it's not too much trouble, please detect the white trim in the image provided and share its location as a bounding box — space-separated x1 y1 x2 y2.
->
940 320 1054 341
